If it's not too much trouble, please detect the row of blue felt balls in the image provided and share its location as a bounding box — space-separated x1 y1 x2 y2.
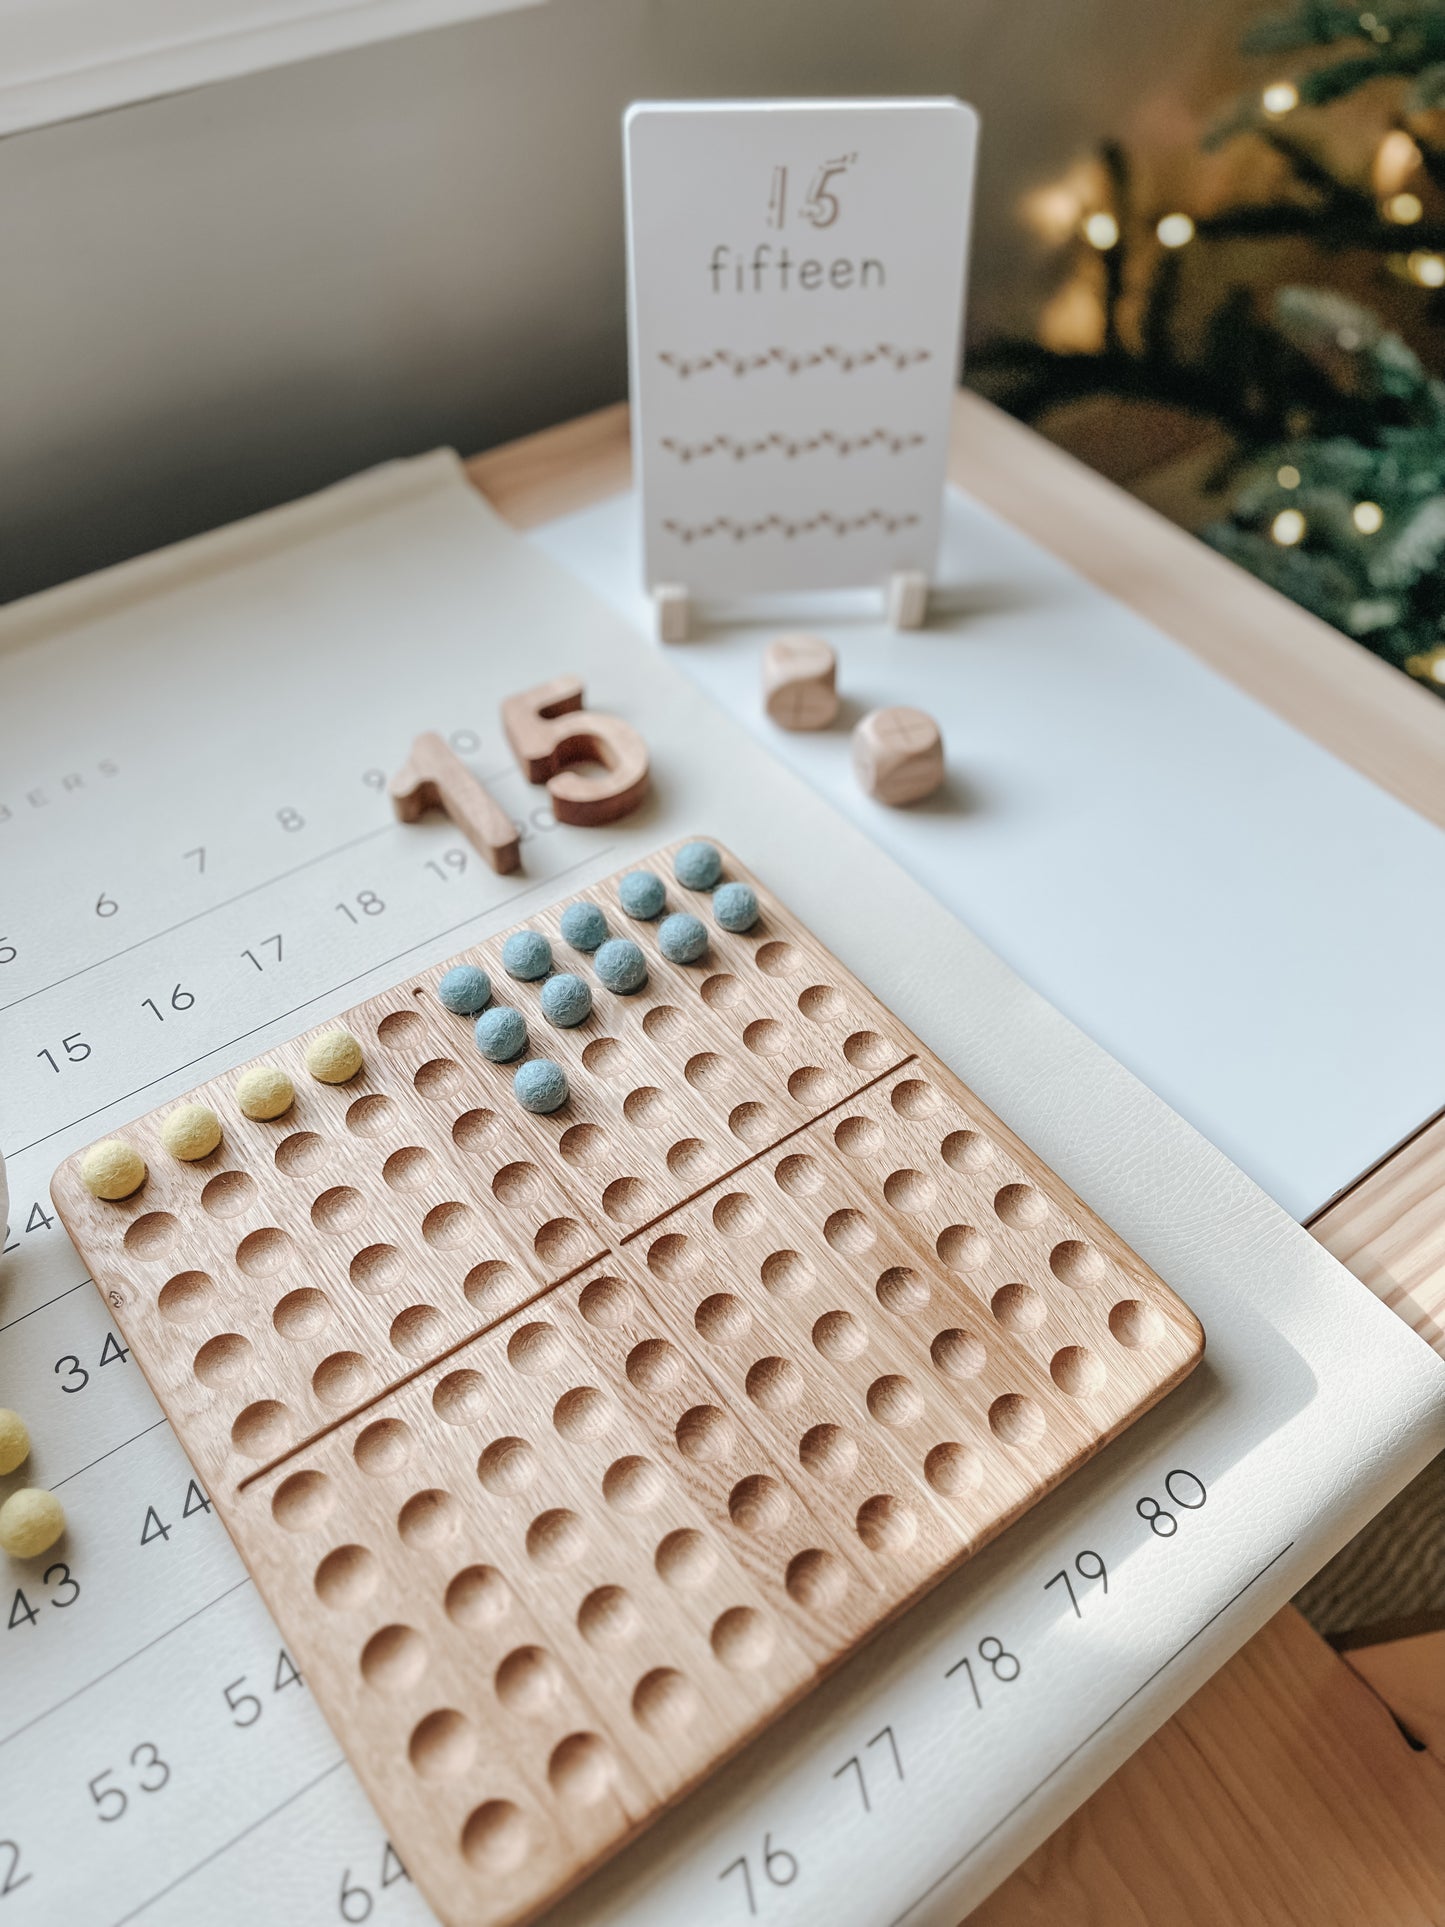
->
429 842 758 1113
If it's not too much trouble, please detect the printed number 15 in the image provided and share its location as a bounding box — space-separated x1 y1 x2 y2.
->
37 1033 90 1074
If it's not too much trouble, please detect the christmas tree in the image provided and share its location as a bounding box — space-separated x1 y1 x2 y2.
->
975 0 1445 692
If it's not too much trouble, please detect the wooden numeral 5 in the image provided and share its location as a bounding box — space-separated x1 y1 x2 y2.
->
501 676 650 826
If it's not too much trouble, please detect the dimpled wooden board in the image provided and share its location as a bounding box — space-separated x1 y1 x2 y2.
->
52 838 1204 1927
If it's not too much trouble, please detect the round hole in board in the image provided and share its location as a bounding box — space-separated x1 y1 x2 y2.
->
276 1130 328 1172
548 1731 615 1806
632 1667 699 1736
124 1213 178 1260
459 1800 529 1875
201 1170 256 1219
360 1623 428 1694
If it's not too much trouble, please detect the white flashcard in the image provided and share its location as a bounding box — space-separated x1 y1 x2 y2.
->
625 98 979 600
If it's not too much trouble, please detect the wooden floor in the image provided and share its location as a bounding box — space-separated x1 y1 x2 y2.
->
970 1608 1445 1926
468 395 1445 1925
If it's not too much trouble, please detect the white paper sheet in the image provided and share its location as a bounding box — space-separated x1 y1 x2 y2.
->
0 451 1440 1927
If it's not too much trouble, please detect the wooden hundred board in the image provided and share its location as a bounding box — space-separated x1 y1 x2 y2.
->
52 839 1204 1927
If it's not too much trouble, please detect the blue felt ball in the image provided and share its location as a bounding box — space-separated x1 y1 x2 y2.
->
673 840 723 891
593 937 648 994
618 870 666 919
514 1057 568 1114
475 1005 528 1062
436 963 491 1015
502 929 552 980
713 882 760 933
540 973 593 1028
559 901 608 951
658 911 709 964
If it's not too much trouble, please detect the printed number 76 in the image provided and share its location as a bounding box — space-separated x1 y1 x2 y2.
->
719 1834 798 1915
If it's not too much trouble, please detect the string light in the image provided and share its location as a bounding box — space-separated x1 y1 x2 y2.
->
1083 211 1120 250
1262 80 1299 116
1374 130 1422 196
1405 644 1445 684
1276 465 1301 489
1385 192 1423 224
1408 250 1445 286
1352 500 1384 533
1156 213 1195 248
1271 508 1306 545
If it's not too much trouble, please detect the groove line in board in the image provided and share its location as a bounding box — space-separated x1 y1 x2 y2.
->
232 1057 920 1487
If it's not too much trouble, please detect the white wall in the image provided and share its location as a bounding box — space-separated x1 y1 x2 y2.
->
0 0 1259 601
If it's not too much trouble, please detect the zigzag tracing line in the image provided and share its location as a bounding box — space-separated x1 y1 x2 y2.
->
660 509 923 543
657 344 932 378
660 428 927 463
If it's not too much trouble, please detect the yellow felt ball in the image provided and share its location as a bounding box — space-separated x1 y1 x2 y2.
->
80 1138 147 1200
235 1064 295 1121
0 1410 30 1477
0 1488 65 1558
159 1103 222 1161
305 1029 363 1085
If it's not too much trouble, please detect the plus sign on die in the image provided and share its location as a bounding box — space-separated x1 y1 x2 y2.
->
852 704 945 806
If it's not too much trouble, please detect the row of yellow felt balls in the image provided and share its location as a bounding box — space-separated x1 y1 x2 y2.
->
0 1410 64 1559
79 1028 366 1202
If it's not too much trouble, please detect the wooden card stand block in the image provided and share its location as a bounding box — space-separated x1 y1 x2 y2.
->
887 569 929 630
53 841 1203 1927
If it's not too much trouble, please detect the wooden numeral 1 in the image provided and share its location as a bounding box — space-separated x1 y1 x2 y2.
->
389 733 521 874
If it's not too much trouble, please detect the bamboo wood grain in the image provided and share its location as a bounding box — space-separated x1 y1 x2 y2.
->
969 1604 1445 1926
1344 1627 1445 1758
53 840 1201 1927
1309 1110 1445 1359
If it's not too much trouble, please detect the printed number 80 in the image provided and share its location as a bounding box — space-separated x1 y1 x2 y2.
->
1138 1469 1207 1538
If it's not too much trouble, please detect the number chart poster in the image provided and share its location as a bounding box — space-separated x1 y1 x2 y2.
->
625 99 978 599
